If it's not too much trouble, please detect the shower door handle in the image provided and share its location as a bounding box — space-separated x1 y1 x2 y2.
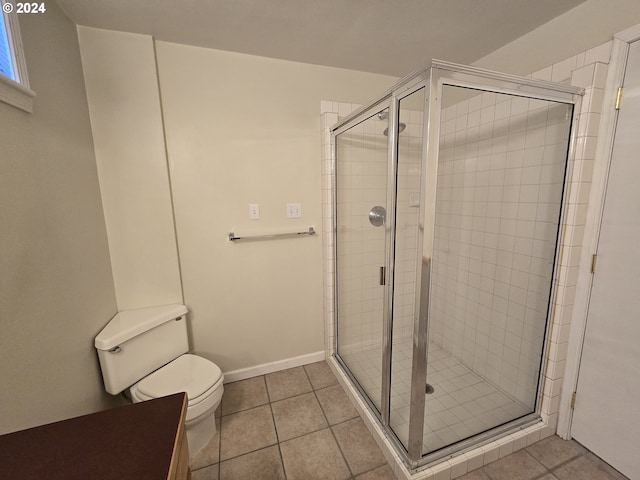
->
369 206 386 227
379 266 386 285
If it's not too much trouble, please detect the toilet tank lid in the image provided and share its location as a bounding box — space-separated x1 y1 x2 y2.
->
95 304 188 351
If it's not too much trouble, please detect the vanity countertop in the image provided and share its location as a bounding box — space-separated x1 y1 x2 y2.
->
0 392 190 480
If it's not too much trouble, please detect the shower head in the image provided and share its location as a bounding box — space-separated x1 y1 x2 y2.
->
378 110 406 136
384 123 406 136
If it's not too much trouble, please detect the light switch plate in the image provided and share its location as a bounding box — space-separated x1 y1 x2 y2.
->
286 202 302 218
249 203 260 220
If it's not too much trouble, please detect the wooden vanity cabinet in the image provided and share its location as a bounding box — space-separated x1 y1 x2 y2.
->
0 392 191 479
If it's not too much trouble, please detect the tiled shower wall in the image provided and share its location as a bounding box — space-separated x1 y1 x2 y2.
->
430 91 572 406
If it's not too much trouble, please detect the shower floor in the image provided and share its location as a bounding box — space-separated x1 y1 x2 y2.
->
339 339 531 455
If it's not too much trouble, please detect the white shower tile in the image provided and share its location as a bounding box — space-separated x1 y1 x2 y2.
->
571 64 595 88
481 443 500 464
468 93 482 112
584 87 605 115
320 100 333 114
494 101 511 120
593 62 609 89
576 113 601 137
552 56 577 82
524 127 546 149
480 105 495 125
521 166 542 185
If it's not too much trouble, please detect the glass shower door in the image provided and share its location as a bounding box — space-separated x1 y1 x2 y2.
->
335 105 391 413
388 87 427 451
421 84 574 456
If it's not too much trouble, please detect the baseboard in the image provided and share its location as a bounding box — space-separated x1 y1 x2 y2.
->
222 351 326 383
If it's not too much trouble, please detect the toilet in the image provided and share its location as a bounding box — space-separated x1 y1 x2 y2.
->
94 304 224 457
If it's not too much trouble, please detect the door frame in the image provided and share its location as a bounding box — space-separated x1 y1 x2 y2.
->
558 23 640 439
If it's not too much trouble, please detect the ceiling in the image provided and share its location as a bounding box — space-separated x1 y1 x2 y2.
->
56 0 588 77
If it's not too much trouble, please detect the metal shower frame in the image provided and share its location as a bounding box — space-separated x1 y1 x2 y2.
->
331 60 583 468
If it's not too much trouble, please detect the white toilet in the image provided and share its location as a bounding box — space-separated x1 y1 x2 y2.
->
94 304 224 457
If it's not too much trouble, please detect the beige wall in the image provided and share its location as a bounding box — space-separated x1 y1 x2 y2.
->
77 27 183 311
474 0 640 75
157 42 397 372
77 29 396 373
0 3 118 434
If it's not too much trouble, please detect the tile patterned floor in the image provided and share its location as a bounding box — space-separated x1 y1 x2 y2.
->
189 361 629 480
190 361 396 480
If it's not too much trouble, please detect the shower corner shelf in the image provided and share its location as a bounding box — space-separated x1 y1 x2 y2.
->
228 226 315 242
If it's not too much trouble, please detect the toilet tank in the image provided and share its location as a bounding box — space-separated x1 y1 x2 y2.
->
95 304 189 395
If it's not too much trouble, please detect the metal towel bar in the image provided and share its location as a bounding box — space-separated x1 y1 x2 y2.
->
228 227 316 242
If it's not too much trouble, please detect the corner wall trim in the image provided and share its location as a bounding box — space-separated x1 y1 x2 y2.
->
222 351 326 383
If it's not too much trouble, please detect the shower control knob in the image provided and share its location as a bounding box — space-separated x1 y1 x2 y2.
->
369 206 386 227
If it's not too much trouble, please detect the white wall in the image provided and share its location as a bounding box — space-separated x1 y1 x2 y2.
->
77 29 397 373
0 3 118 434
78 27 183 311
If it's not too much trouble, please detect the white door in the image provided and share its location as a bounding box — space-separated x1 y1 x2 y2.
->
571 39 640 479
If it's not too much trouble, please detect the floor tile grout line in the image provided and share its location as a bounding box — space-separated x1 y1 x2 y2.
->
216 376 284 474
217 412 222 479
528 455 571 478
307 363 390 480
270 365 333 445
308 366 338 429
276 442 288 480
328 411 357 478
217 443 283 465
305 363 357 479
543 448 592 476
263 372 290 480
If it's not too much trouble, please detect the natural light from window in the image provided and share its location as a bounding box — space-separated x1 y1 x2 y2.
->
0 10 16 80
0 3 35 112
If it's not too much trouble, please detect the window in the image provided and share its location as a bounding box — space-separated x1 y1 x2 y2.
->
0 9 16 79
0 1 35 112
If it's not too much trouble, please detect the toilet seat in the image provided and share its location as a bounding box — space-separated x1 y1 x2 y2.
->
129 354 224 422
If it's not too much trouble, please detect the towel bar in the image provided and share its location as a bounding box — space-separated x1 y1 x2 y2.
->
228 227 315 242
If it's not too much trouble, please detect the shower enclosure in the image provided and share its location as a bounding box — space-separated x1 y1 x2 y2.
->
331 61 582 468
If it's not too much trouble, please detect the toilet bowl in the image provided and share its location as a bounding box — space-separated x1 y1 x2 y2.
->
95 304 224 458
129 354 224 454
